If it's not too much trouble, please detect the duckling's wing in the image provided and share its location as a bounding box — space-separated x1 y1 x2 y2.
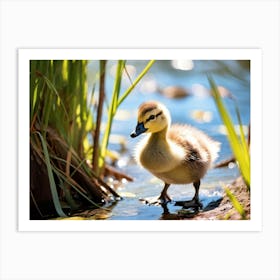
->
168 124 220 164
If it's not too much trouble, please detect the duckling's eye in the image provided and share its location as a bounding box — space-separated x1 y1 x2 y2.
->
146 115 156 122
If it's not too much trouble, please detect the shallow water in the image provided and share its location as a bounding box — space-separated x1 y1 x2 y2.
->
87 60 250 220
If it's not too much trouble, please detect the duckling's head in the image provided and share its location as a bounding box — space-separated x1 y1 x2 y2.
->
130 101 171 138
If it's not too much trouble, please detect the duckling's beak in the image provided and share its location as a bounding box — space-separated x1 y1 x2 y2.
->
130 122 147 138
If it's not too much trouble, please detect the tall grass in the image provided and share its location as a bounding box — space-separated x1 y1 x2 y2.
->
30 60 102 218
31 61 91 153
98 60 155 173
208 75 250 219
208 75 250 188
30 60 155 218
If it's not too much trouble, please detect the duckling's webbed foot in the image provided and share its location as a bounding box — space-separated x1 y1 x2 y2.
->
139 195 171 206
139 183 171 206
175 199 203 210
175 180 203 210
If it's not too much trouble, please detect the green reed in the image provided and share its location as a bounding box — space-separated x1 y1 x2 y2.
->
30 60 154 218
98 60 155 173
208 75 250 219
208 75 250 188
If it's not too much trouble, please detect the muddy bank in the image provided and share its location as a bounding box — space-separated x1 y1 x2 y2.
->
191 176 250 220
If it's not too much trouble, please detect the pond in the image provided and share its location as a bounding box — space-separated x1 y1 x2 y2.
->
87 60 250 220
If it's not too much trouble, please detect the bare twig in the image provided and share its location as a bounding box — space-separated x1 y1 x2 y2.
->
104 164 133 182
214 156 236 168
92 60 106 175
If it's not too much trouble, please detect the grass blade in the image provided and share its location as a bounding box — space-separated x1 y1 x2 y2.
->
36 132 67 217
117 60 155 107
99 60 125 171
225 187 246 219
208 75 250 188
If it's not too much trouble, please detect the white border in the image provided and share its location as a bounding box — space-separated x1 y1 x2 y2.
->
18 48 262 232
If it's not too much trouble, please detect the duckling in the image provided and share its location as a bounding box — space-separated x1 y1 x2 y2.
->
130 101 220 209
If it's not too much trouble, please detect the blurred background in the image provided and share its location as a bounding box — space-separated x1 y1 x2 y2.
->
86 60 250 220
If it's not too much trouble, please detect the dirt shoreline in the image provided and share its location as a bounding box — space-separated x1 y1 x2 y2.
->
191 176 250 220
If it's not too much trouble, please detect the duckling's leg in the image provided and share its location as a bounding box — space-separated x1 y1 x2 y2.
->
187 180 203 209
193 181 200 203
175 180 203 210
139 183 171 206
158 183 172 204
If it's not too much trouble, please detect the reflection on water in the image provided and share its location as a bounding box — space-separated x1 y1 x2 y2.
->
87 60 250 220
105 158 236 220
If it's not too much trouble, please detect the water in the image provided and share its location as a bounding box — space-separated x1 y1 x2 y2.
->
87 60 250 220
